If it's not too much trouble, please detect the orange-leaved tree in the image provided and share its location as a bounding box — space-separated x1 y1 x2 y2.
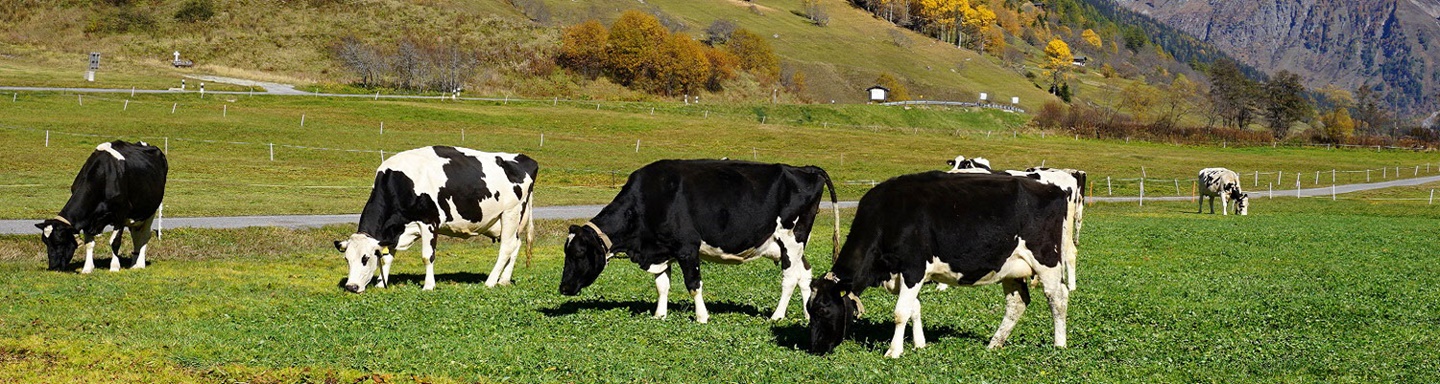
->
649 33 711 96
726 28 780 85
606 10 668 86
559 20 609 79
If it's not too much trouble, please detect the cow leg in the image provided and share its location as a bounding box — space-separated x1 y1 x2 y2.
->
1220 194 1229 216
420 225 438 290
771 237 811 321
108 227 125 271
80 235 97 274
987 278 1030 349
1039 267 1070 348
936 283 949 291
650 264 672 320
884 276 922 358
490 207 524 287
1198 194 1205 213
677 255 709 323
377 254 394 288
130 220 154 269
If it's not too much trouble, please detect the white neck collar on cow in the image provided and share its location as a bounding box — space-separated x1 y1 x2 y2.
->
52 216 71 226
583 222 613 252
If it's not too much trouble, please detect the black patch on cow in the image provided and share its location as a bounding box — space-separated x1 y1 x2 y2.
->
431 146 492 223
777 239 791 270
357 170 441 246
495 154 539 186
513 185 524 201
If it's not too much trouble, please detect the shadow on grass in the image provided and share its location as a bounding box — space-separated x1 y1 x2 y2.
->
58 255 157 272
539 299 766 319
770 318 980 352
389 272 490 286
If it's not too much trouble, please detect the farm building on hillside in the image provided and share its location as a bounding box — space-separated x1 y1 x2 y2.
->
867 85 890 103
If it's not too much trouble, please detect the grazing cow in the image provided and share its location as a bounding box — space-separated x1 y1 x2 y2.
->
808 171 1073 358
334 146 537 293
559 160 839 323
1198 167 1249 215
943 156 1087 291
35 141 167 273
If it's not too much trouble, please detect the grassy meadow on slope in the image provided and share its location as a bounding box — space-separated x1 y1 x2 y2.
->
0 198 1436 382
2 91 1436 219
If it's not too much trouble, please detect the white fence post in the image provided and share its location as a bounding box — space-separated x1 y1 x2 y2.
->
380 122 384 135
172 103 177 114
540 133 544 147
131 87 135 97
1107 177 1112 195
1331 185 1335 201
1139 177 1145 207
268 143 274 161
1255 171 1259 187
164 137 168 154
1315 171 1319 185
1366 169 1370 182
301 114 305 127
461 129 465 142
635 139 640 153
1174 179 1180 196
44 130 49 147
1431 189 1435 205
78 94 82 105
1383 167 1387 179
1269 183 1273 199
124 100 129 111
1277 171 1282 185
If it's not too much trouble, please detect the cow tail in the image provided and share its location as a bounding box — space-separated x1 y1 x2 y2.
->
820 169 840 263
523 187 535 269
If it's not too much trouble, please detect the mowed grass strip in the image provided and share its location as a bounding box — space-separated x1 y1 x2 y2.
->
0 198 1436 382
3 92 1437 219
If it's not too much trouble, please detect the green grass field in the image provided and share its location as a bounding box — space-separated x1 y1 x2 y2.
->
2 91 1436 219
1 197 1436 382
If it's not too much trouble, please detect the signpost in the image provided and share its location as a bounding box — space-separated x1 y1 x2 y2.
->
86 52 100 82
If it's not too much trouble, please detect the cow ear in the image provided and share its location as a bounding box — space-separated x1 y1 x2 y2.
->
34 222 46 229
567 224 582 234
334 240 349 253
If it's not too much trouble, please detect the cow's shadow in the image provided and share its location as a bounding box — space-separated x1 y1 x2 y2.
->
770 319 979 352
388 272 491 286
58 256 158 272
540 299 766 319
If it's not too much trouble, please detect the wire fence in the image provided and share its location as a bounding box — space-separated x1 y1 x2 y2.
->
4 90 1438 205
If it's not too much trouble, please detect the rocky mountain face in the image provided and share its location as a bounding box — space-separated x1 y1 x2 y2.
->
1106 0 1440 119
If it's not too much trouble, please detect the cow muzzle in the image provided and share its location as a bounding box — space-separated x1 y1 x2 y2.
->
344 283 364 293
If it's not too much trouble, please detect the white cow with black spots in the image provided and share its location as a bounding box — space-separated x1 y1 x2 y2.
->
1198 167 1249 215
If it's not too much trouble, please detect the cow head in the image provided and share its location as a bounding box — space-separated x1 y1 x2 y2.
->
807 277 860 355
1234 192 1250 215
334 234 386 293
34 219 79 271
559 224 610 296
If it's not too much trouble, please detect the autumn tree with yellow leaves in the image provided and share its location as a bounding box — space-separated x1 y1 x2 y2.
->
1042 38 1073 101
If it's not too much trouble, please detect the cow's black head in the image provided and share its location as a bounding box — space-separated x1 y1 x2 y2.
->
808 277 859 355
559 224 609 296
35 219 79 271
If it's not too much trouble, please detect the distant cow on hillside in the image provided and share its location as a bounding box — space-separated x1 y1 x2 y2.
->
1198 167 1249 215
36 141 168 273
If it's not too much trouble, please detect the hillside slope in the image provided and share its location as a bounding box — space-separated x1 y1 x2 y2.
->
1107 0 1440 118
0 0 1059 108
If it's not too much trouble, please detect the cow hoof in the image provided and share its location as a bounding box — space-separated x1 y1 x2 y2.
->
80 268 94 274
884 348 904 359
696 315 709 324
497 280 513 286
422 285 436 291
133 263 146 269
769 313 785 321
652 313 667 320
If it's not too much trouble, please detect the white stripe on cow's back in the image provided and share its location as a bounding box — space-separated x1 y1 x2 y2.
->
96 142 125 161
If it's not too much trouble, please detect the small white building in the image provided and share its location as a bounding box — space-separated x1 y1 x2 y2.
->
867 85 890 103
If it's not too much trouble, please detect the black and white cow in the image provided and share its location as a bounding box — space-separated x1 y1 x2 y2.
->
944 155 1087 291
1198 167 1249 215
558 160 839 323
334 146 537 292
35 141 167 273
808 171 1073 358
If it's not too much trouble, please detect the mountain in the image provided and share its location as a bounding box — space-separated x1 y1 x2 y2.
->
1103 0 1440 119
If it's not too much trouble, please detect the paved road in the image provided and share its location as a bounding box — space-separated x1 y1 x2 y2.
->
0 202 860 235
2 175 1435 235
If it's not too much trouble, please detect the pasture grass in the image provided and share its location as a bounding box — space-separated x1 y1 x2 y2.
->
3 91 1437 220
1 197 1437 382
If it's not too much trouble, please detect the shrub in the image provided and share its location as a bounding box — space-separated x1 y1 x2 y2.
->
174 0 215 23
559 20 608 79
727 28 780 84
86 6 156 34
704 19 737 45
605 10 668 86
